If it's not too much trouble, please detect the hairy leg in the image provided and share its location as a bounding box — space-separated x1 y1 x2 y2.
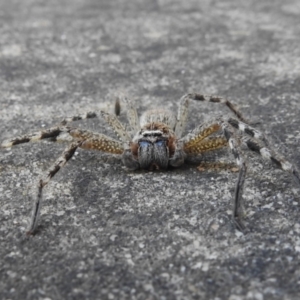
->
175 94 190 138
119 94 140 133
243 137 300 186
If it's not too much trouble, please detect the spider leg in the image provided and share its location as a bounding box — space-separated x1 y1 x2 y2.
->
223 117 300 185
184 137 228 155
227 118 269 146
1 125 70 148
232 161 247 231
181 120 227 153
60 97 124 125
69 128 124 154
60 111 99 125
221 121 300 228
99 111 131 142
119 94 140 133
62 110 131 143
26 129 124 234
243 137 300 186
2 109 131 149
115 97 121 116
181 121 247 230
182 93 251 124
61 95 139 139
171 121 222 167
175 94 190 137
27 140 83 234
223 127 247 231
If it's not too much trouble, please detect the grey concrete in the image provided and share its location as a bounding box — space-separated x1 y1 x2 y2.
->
1 0 300 299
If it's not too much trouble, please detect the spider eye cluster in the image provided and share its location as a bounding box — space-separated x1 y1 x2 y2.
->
139 140 165 147
142 132 162 138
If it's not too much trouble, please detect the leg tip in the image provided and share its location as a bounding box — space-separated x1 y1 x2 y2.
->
233 217 246 233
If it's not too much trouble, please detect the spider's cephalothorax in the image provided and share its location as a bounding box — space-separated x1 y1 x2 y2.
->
127 110 178 170
1 93 300 234
131 122 174 170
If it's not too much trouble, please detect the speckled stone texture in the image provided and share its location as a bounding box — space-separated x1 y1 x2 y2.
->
1 0 300 299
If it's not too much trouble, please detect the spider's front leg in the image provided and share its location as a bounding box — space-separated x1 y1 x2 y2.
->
1 125 69 148
27 140 83 234
25 128 124 234
181 121 247 231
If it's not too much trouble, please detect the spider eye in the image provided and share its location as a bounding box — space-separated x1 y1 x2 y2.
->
155 140 165 147
139 141 151 148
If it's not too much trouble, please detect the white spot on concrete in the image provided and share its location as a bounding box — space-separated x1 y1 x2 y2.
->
1 44 22 57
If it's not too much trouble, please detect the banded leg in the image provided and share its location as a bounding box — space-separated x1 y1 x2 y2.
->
1 110 130 150
228 118 269 146
183 93 251 124
27 141 83 234
115 96 121 116
182 116 267 148
181 120 247 230
221 117 300 185
60 97 123 125
1 125 70 148
243 137 300 186
27 129 124 234
62 110 131 143
193 117 294 172
221 121 300 228
223 125 247 231
60 111 99 125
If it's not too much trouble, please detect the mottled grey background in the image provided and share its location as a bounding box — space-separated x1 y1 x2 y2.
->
1 0 300 299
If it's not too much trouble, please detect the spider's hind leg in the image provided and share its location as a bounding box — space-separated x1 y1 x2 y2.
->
243 136 300 186
184 93 253 124
181 121 247 230
226 117 300 186
223 127 248 231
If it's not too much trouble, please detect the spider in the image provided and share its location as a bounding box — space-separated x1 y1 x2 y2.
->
1 93 299 234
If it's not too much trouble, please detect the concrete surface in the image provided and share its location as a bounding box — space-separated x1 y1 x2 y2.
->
1 0 300 299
